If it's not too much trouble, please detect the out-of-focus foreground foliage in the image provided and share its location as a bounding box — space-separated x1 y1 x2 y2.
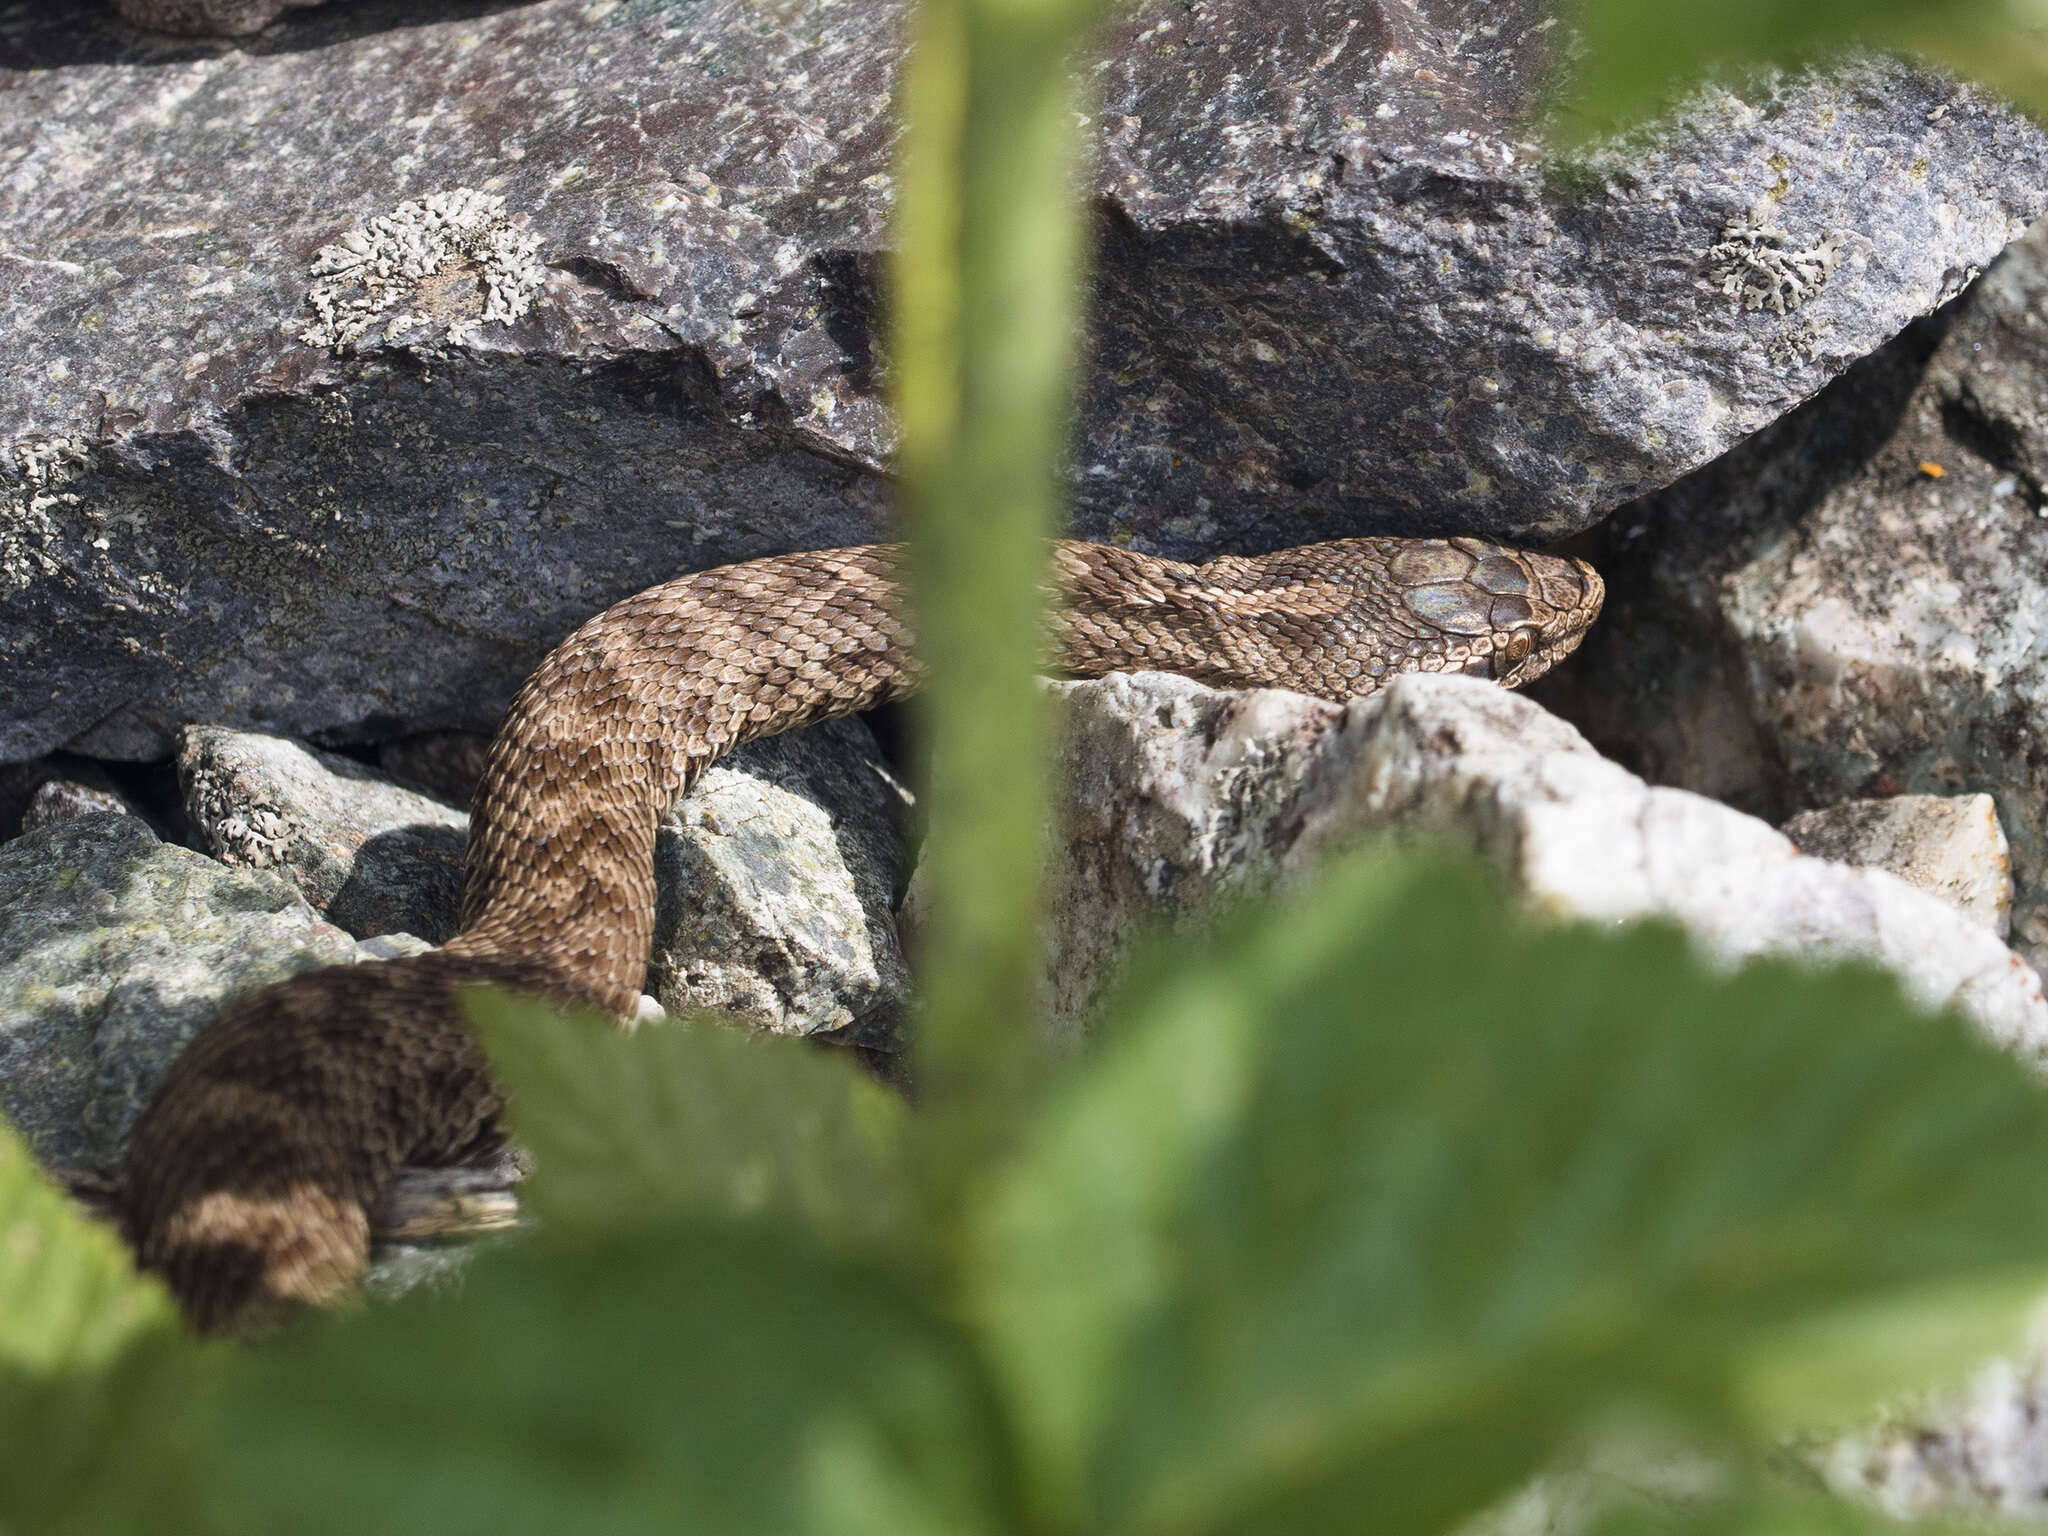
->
5 0 2048 1532
12 855 2047 1534
1563 0 2048 137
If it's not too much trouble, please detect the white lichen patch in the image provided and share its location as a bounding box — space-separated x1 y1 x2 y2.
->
186 764 294 869
302 189 546 350
9 436 91 488
1705 214 1845 316
1768 315 1837 365
0 436 92 598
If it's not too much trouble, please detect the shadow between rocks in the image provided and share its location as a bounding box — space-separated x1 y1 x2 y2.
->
328 821 467 945
1 0 539 71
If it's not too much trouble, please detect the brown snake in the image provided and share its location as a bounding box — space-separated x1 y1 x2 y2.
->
117 536 1602 1331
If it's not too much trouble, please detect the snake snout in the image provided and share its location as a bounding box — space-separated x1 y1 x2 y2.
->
1489 552 1604 688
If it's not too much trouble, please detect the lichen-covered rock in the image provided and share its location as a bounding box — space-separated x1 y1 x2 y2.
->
5 1 2044 760
0 812 357 1173
651 715 913 1051
1538 217 2048 977
1783 794 2013 936
178 725 469 942
1030 671 2048 1057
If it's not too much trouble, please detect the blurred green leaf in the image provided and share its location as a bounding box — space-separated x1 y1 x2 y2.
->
464 992 914 1262
0 1119 203 1533
199 1226 1013 1536
894 0 1106 1202
1560 0 2048 140
966 852 2048 1536
1730 1265 2048 1435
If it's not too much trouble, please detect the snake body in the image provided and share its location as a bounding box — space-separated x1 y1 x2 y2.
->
118 537 1602 1331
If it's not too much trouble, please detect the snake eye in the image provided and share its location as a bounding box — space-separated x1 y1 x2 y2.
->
1497 632 1535 675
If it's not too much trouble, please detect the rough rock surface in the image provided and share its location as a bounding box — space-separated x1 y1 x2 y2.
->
1536 217 2048 976
171 715 911 1038
179 725 469 942
19 770 136 833
653 714 913 1048
5 0 2045 759
1031 671 2048 1054
1783 794 2012 936
0 812 357 1173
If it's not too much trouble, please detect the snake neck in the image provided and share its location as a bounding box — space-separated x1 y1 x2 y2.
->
448 546 922 1018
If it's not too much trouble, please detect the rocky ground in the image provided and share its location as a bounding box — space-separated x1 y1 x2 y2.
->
9 0 2048 1519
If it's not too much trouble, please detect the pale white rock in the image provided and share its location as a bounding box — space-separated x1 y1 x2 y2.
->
1036 670 2048 1063
1815 1333 2048 1517
1038 675 1341 1039
1783 794 2013 937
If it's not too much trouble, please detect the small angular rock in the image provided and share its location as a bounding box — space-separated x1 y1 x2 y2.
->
651 714 913 1051
1 755 137 839
179 726 469 942
1783 794 2013 936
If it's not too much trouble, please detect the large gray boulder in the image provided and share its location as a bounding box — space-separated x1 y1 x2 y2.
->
5 0 2044 759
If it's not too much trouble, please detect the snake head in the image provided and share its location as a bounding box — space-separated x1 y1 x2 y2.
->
1483 549 1604 690
1385 538 1605 691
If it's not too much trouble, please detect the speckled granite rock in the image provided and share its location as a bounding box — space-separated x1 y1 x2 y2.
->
1027 671 2048 1055
19 769 135 833
5 0 2044 760
1784 794 2013 936
0 812 357 1173
1536 217 2048 978
178 725 470 942
652 714 913 1050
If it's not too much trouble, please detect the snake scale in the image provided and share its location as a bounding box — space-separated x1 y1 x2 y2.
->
117 536 1602 1331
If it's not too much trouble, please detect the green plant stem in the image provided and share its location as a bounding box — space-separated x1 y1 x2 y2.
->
895 0 1102 1211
